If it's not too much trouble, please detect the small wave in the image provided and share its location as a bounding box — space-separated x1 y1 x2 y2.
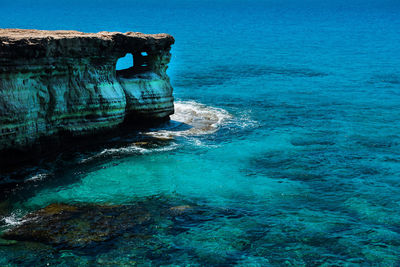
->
80 142 180 163
1 210 27 228
187 137 220 148
235 111 260 129
25 173 50 182
145 100 233 139
98 142 179 157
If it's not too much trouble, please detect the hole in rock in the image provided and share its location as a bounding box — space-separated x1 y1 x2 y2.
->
135 51 151 72
116 52 152 78
116 53 134 71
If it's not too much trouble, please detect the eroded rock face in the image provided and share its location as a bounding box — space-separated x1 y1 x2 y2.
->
0 29 175 160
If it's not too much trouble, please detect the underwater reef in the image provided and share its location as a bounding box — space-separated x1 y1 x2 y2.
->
0 29 174 165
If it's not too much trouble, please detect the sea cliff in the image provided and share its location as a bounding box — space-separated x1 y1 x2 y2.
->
0 29 174 164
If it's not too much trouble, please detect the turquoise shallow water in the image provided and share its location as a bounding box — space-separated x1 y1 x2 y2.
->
1 0 400 265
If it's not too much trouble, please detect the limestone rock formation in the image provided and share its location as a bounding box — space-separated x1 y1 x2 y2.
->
0 29 174 163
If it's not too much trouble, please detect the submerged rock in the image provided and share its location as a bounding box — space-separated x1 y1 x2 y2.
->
2 203 153 248
0 238 17 246
0 29 175 165
169 205 193 215
1 200 247 252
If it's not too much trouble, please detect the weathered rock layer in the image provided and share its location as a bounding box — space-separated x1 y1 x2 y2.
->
0 29 174 161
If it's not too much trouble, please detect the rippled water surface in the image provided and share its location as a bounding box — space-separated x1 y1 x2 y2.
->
1 0 400 265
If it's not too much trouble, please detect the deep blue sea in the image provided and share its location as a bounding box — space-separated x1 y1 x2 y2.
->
1 0 400 265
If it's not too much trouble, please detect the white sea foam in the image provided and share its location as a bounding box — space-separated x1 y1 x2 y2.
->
2 210 27 227
144 100 233 139
25 173 50 182
235 111 260 129
80 142 180 163
97 142 179 157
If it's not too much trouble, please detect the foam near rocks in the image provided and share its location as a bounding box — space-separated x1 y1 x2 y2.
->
145 100 233 139
80 142 180 163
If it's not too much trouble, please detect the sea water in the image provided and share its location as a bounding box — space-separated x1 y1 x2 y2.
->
1 0 400 265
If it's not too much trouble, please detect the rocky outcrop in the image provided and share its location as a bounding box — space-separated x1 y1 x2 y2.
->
0 29 174 163
2 203 154 248
0 201 194 248
0 200 242 250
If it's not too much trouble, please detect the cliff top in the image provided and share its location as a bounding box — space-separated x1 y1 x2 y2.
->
0 28 173 41
0 28 174 59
